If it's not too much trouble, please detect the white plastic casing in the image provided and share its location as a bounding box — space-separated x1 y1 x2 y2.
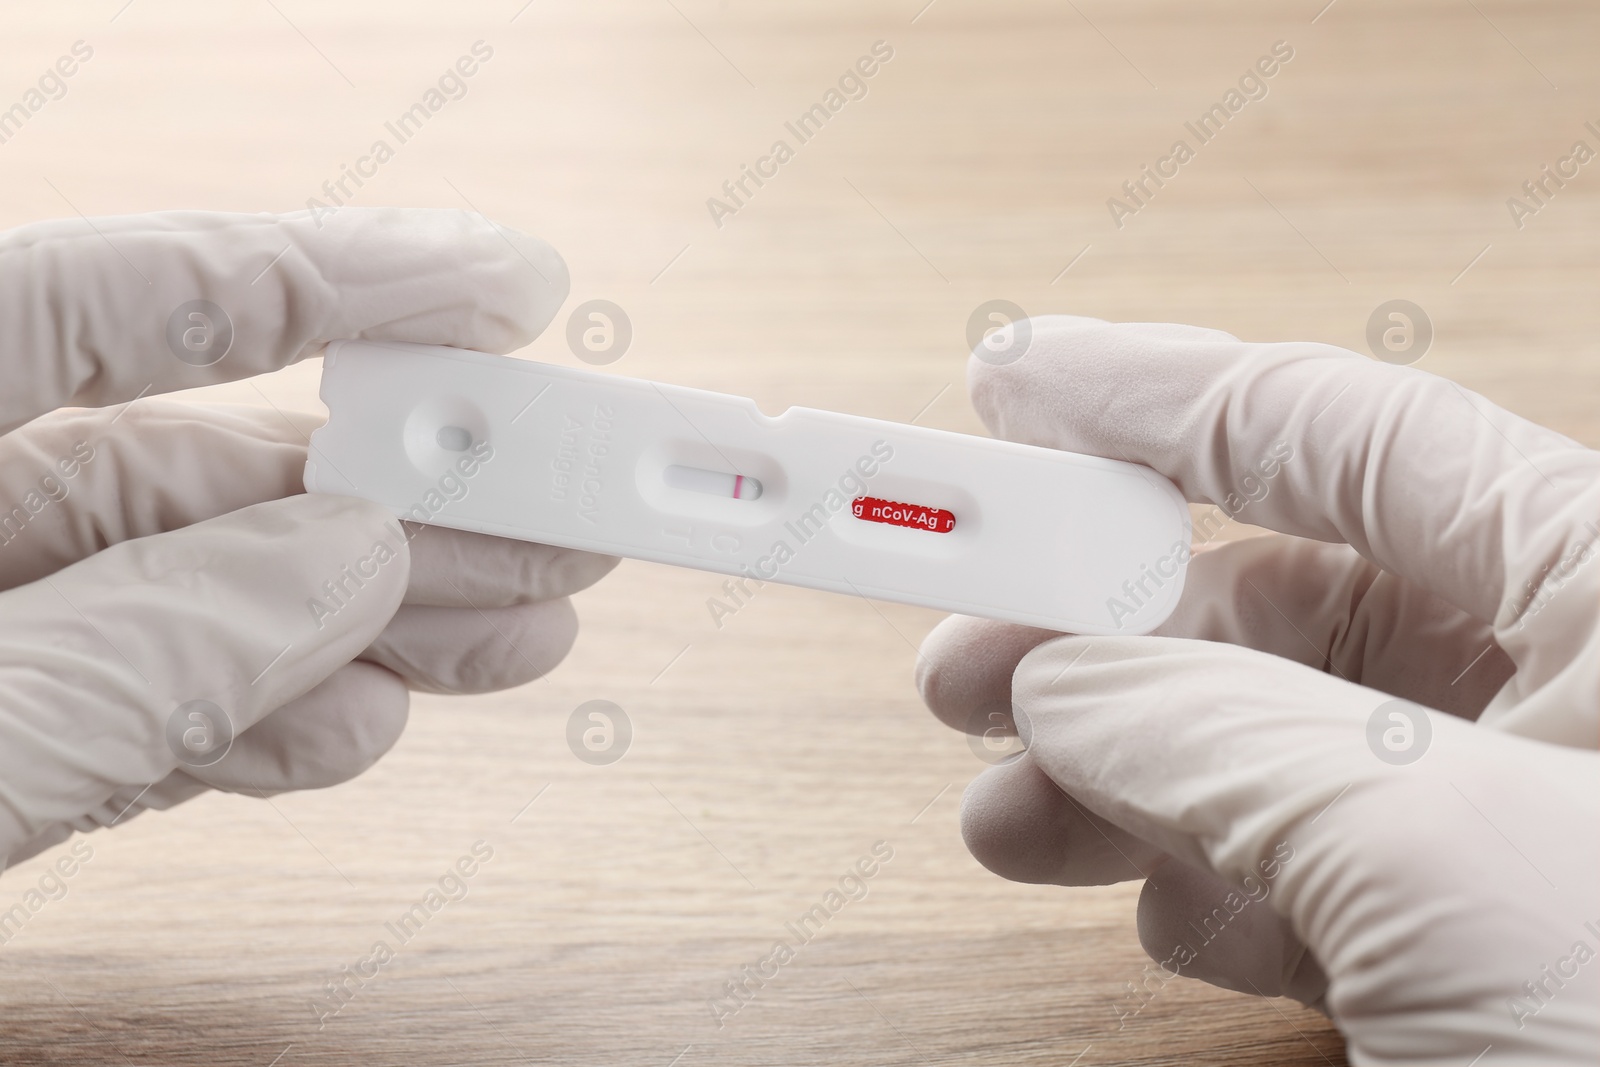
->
305 341 1191 635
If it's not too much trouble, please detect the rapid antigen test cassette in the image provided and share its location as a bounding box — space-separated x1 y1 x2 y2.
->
304 341 1191 634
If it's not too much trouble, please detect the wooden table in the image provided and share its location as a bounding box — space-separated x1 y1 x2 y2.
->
2 1 1595 1063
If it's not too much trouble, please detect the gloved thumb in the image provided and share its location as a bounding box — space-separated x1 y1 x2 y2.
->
1010 634 1597 1063
1010 635 1383 881
0 494 409 857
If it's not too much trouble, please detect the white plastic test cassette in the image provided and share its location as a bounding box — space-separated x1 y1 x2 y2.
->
305 341 1191 634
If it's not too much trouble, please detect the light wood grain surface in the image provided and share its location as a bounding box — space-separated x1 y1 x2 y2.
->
2 1 1597 1063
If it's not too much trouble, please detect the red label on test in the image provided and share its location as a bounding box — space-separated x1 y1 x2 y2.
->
851 496 956 534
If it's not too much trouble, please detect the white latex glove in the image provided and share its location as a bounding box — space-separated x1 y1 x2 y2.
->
917 317 1599 1064
0 208 616 869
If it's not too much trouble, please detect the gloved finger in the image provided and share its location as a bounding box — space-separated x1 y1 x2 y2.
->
916 614 1060 734
925 535 1502 896
360 598 580 694
0 207 569 435
917 537 1514 738
188 660 409 793
1152 536 1514 720
1135 856 1328 1009
401 524 618 608
967 316 1600 706
1006 632 1379 879
1007 632 1594 902
4 770 214 868
0 494 409 855
62 597 581 809
961 751 1166 886
0 402 315 590
919 618 1169 890
11 659 416 862
1009 634 1600 1058
0 401 617 605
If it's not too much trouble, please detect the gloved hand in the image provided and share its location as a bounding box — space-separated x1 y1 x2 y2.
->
917 317 1599 1064
0 208 616 869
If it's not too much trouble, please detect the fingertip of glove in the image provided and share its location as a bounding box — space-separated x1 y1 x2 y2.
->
367 597 580 695
912 615 967 707
964 315 1109 441
964 314 1106 393
458 596 580 692
918 616 1064 732
914 615 995 728
287 493 407 544
485 224 570 346
958 755 1057 883
445 212 568 350
552 548 621 596
963 315 1244 446
261 494 413 603
196 661 411 793
290 207 570 354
